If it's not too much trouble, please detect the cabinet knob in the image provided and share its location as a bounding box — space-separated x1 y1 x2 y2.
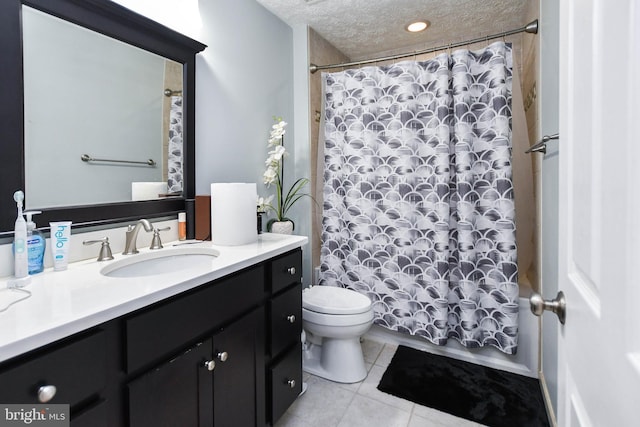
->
217 351 229 362
286 315 296 323
204 360 216 371
37 385 57 403
287 267 296 275
287 379 296 388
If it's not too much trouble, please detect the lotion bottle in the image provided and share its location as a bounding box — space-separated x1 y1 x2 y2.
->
178 212 186 240
24 210 45 274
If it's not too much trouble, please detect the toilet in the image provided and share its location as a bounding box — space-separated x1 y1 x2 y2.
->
302 285 374 383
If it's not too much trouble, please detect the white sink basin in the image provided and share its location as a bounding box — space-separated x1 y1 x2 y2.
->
101 246 220 278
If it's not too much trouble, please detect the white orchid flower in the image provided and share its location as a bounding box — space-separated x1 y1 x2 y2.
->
268 136 282 146
272 121 287 130
263 167 278 186
268 121 287 145
257 195 274 212
262 116 309 223
269 145 286 161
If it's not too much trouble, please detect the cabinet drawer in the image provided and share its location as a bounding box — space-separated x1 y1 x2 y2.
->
0 330 106 407
269 343 302 424
126 265 264 373
270 250 302 294
270 283 302 358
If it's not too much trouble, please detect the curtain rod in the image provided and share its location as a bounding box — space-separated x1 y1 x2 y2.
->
309 19 538 74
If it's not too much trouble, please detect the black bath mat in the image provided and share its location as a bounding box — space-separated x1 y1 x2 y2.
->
377 346 549 427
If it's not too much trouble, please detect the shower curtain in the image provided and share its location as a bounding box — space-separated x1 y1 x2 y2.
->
319 41 519 354
167 95 183 194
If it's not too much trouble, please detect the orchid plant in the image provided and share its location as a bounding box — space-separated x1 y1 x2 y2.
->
261 117 310 231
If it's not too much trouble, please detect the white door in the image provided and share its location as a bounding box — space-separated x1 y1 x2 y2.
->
557 0 640 426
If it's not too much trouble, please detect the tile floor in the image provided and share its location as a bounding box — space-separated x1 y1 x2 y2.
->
275 339 488 427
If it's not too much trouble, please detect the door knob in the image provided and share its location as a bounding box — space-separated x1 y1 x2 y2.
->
530 291 566 324
287 267 296 275
203 360 216 371
217 351 228 362
37 385 57 403
286 315 296 323
287 379 296 388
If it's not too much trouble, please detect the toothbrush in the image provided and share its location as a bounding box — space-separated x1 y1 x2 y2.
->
13 190 28 279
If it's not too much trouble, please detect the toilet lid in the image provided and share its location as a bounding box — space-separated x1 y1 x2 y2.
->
303 286 372 315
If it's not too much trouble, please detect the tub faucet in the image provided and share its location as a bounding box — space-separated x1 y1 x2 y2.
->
123 219 154 255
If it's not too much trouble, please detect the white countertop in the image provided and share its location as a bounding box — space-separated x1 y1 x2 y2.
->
0 233 307 363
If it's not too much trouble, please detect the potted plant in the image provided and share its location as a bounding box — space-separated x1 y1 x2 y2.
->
260 117 310 234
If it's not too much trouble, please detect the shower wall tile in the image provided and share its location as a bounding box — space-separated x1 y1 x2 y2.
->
308 27 350 273
522 0 541 294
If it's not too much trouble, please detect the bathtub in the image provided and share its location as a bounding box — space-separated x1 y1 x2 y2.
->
364 297 539 378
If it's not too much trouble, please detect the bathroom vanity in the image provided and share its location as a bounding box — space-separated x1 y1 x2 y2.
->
0 234 306 426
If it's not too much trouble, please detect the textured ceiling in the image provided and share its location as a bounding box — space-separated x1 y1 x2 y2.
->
256 0 530 61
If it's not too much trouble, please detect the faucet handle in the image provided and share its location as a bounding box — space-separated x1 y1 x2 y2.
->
83 237 114 261
150 227 170 250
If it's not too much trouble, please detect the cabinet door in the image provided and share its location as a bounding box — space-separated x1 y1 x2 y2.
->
128 340 213 427
213 308 263 427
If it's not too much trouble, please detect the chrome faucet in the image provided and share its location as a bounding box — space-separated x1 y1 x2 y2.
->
123 219 154 255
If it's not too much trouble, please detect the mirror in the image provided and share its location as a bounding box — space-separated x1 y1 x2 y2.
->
0 0 206 234
23 6 184 209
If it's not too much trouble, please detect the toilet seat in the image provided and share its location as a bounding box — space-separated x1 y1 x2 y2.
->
303 286 372 315
302 307 374 327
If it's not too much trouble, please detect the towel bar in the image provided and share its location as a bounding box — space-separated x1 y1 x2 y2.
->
81 154 156 166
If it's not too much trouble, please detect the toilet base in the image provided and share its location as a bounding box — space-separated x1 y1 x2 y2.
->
302 337 368 383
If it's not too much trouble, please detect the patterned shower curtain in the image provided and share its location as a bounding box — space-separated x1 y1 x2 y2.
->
320 42 519 354
167 95 183 194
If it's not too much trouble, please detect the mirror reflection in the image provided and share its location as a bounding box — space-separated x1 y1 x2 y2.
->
22 6 183 210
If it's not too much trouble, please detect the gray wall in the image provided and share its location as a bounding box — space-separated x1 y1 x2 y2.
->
114 0 308 278
540 0 560 418
194 0 294 192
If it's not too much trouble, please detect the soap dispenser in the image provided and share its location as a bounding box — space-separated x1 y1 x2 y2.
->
24 210 45 274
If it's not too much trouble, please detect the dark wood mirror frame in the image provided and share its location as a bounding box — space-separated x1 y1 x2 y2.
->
0 0 206 235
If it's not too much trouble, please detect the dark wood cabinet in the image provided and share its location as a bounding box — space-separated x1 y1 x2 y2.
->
267 251 303 425
128 306 265 427
212 307 264 427
128 339 213 427
0 330 106 406
0 248 303 427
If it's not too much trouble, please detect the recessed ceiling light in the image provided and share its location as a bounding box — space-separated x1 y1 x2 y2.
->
406 20 430 33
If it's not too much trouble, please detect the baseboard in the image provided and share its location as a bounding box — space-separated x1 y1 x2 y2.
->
539 371 558 427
